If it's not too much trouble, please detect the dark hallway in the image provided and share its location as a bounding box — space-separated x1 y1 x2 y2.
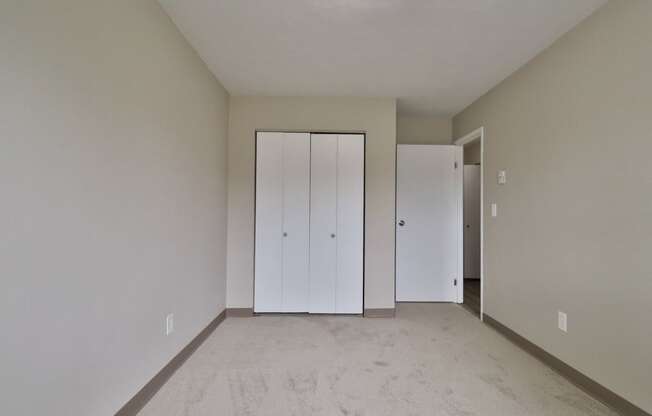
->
463 279 480 317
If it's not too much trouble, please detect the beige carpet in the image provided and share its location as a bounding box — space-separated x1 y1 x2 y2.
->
138 303 616 416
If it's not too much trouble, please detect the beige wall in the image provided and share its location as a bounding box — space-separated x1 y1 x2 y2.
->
453 0 652 412
397 115 452 144
0 1 229 415
227 97 396 310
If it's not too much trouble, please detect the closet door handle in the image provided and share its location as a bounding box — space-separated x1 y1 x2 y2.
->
330 233 336 239
283 232 288 237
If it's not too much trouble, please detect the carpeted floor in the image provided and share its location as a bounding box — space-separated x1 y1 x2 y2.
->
138 303 616 416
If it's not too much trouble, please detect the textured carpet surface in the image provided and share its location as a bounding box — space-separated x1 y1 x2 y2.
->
139 303 616 416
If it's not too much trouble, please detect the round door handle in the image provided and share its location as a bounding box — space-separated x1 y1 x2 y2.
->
283 232 288 237
465 225 470 229
330 233 336 238
398 220 406 227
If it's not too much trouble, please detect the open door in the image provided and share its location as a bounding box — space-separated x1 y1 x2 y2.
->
396 145 463 303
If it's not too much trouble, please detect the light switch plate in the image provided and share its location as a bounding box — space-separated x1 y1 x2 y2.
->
166 313 174 335
498 170 507 185
558 311 568 333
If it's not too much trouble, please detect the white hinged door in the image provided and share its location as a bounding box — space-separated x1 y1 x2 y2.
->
396 145 462 302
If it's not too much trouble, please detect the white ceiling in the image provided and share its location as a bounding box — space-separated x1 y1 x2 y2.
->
159 0 606 116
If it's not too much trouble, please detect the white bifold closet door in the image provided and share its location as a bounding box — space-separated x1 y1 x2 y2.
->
310 134 364 314
254 132 310 313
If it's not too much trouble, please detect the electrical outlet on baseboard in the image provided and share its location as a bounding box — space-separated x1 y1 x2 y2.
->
558 311 568 333
166 313 174 335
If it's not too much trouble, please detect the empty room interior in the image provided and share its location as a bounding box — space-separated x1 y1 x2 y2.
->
4 1 652 415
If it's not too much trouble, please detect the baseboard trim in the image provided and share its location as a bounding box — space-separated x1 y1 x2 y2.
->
483 314 650 416
115 310 227 416
364 308 395 318
226 308 254 317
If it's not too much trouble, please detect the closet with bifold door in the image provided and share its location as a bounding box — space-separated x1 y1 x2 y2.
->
254 132 364 314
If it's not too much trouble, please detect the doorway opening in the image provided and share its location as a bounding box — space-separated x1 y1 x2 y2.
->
454 128 484 319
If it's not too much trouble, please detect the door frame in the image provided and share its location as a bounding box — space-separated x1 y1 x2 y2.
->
454 127 485 320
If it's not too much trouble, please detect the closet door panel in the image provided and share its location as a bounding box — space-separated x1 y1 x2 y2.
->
335 135 365 313
309 135 338 313
281 133 311 312
254 133 284 312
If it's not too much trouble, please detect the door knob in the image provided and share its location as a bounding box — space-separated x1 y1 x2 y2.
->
465 224 470 228
398 220 405 227
331 233 336 238
283 232 288 237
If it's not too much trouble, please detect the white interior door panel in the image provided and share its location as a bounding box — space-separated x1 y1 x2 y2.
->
309 134 338 313
335 134 364 314
281 133 311 311
396 145 462 302
254 133 284 312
